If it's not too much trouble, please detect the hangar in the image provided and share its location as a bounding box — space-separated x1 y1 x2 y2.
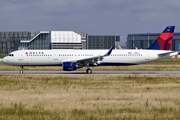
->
20 31 83 50
0 31 119 54
127 32 180 51
0 31 87 54
3 30 180 55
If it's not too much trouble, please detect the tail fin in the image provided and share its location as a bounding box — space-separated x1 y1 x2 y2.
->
148 26 175 50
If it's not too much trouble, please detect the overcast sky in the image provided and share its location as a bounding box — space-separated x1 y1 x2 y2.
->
0 0 180 35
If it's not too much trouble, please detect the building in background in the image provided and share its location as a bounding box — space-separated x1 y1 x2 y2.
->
118 36 127 49
0 32 38 54
50 31 82 49
77 32 88 49
1 30 180 54
0 31 120 54
87 35 119 49
20 31 50 50
20 31 85 50
0 31 88 54
127 32 180 51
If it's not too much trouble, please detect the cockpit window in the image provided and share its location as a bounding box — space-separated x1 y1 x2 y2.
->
8 54 14 57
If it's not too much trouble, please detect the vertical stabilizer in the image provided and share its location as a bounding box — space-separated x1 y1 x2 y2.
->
148 26 175 50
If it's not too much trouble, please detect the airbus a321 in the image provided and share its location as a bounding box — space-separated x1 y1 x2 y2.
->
2 26 178 74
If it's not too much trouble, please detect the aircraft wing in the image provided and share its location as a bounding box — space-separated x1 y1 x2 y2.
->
62 45 114 66
77 45 114 65
77 55 103 64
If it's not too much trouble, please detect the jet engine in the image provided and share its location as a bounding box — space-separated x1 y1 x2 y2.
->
62 62 77 71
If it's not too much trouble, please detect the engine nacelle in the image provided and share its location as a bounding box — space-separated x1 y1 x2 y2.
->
62 62 77 71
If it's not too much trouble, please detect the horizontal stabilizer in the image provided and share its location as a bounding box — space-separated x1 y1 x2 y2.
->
158 51 178 58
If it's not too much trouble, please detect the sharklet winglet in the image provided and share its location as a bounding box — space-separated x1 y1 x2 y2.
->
103 45 115 57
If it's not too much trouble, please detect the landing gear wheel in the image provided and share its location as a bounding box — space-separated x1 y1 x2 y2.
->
20 70 23 74
20 66 24 74
86 69 92 74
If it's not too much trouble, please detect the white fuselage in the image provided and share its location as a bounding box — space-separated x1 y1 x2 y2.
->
2 49 176 66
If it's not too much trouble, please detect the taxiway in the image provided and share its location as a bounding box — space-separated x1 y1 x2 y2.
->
0 70 180 75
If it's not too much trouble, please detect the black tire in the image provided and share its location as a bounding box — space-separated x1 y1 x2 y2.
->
20 70 23 74
86 69 92 74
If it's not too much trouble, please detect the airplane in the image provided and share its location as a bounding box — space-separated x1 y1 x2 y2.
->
2 26 178 74
116 45 123 49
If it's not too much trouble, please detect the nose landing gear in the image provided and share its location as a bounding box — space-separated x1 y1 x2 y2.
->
20 66 24 74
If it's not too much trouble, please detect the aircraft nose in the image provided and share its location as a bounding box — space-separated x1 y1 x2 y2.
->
2 57 8 64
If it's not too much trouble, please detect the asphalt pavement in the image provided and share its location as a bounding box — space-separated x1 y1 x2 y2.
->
0 70 179 75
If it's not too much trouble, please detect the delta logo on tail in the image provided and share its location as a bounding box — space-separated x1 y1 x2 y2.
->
148 26 175 50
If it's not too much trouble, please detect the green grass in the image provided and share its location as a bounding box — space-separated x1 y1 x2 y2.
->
0 54 7 58
0 75 180 119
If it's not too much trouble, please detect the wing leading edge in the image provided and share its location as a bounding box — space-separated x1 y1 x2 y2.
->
62 45 115 65
77 45 114 64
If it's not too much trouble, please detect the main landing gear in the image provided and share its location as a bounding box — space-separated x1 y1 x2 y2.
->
86 63 92 74
86 68 92 74
20 66 24 74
